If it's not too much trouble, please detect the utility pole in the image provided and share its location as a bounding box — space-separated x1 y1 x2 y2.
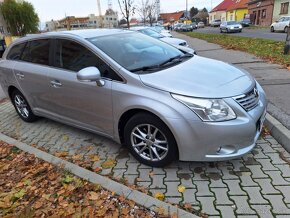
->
186 0 188 20
97 0 103 28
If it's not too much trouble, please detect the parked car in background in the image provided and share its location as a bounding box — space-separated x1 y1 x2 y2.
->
270 16 290 33
239 18 251 27
0 29 267 167
180 24 193 32
173 23 183 31
191 22 198 30
151 26 172 37
197 22 205 28
211 19 221 27
131 27 194 53
220 21 243 33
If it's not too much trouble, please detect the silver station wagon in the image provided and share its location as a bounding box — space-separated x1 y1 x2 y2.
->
0 29 267 167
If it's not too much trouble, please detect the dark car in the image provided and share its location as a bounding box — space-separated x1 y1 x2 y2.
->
190 22 197 30
239 19 251 27
180 24 193 32
0 40 6 58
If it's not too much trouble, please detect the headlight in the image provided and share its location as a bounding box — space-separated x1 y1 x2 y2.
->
230 26 234 29
172 94 236 122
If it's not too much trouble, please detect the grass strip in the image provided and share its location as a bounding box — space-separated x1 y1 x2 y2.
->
184 32 290 68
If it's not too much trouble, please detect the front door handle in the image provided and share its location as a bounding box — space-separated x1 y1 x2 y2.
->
16 72 24 80
50 80 62 88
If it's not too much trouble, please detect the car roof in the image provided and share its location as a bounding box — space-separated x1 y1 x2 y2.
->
130 26 150 31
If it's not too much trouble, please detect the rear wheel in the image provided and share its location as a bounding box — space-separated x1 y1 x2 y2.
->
270 26 274 32
124 113 178 167
285 26 289 33
11 90 38 122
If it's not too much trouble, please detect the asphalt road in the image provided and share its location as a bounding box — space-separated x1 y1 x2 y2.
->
194 27 287 41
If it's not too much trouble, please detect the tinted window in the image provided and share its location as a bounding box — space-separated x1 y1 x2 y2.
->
55 39 122 81
7 42 26 60
21 39 50 65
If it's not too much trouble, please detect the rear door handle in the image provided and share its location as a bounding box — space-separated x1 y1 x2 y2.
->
16 72 24 80
50 80 62 88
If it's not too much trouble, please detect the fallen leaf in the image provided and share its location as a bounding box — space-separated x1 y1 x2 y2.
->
89 154 100 162
88 191 99 201
54 151 69 158
101 159 116 169
63 135 69 141
154 192 165 201
94 167 102 173
184 203 192 209
178 185 186 193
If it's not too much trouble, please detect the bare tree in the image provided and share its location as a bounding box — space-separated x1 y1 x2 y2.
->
147 1 157 26
137 0 149 25
118 0 135 28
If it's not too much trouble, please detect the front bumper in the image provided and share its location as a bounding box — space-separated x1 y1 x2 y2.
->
170 84 267 162
229 28 242 32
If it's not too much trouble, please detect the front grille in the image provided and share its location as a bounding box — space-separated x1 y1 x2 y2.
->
233 87 259 111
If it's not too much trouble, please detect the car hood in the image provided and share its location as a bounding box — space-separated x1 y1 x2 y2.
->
160 37 186 46
139 56 255 98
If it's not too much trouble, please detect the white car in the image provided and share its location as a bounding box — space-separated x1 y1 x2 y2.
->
151 26 173 37
271 16 290 33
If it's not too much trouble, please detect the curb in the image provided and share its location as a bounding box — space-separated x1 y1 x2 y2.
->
0 133 198 218
265 113 290 153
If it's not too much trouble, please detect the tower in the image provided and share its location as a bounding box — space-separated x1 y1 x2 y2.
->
155 0 160 21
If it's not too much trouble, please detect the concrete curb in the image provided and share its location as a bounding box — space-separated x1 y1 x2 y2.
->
265 113 290 153
0 132 198 218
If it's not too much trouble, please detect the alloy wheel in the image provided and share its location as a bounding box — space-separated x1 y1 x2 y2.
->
130 124 169 161
14 95 29 119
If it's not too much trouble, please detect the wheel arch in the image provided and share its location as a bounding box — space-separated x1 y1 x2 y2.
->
117 108 179 158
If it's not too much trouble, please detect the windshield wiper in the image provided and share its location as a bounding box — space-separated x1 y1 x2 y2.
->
130 53 194 73
130 64 161 72
159 53 193 66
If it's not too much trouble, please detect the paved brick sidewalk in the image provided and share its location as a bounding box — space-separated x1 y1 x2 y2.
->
1 100 290 217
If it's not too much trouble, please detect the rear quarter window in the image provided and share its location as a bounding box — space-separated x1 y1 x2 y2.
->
6 42 26 60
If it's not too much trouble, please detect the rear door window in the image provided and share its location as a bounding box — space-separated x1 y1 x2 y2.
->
21 39 50 66
6 42 26 60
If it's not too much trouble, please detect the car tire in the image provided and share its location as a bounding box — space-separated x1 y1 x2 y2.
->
270 26 274 32
124 112 178 167
11 90 38 122
239 29 242 32
226 28 229 33
220 28 223 33
285 26 289 33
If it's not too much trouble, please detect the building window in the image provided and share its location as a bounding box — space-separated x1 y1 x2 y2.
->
280 2 289 14
262 9 266 18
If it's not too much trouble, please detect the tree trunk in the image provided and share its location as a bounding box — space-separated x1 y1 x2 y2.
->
284 21 290 55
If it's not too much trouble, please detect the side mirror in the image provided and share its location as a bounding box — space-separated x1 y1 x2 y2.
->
77 67 105 87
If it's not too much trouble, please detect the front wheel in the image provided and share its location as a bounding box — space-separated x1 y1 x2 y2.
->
270 26 274 32
285 26 289 33
11 90 38 122
124 113 178 167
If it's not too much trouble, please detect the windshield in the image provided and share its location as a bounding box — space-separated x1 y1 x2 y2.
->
88 32 184 73
227 21 239 25
138 28 163 39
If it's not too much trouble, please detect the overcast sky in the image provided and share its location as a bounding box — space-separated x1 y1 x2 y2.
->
26 0 223 22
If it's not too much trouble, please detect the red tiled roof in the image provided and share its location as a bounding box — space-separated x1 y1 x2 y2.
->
160 11 184 23
211 0 235 12
227 0 248 11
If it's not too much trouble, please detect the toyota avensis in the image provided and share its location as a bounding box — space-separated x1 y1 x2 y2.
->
0 29 267 167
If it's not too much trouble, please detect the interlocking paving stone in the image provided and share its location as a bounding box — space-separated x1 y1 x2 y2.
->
254 178 280 195
1 101 290 217
263 195 290 215
275 186 290 203
195 181 214 197
242 187 269 204
211 188 233 205
224 180 247 196
197 196 220 215
230 196 256 215
251 205 273 218
216 205 236 218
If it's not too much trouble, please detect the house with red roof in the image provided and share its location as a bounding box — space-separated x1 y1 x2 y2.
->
209 0 235 24
159 11 185 24
226 0 249 21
